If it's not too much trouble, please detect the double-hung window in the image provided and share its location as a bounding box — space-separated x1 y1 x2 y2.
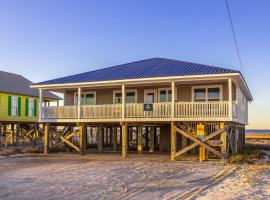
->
193 86 222 101
113 90 137 104
158 88 172 102
11 96 18 116
74 92 96 105
28 98 34 117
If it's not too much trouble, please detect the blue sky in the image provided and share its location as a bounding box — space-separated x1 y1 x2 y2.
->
0 0 269 129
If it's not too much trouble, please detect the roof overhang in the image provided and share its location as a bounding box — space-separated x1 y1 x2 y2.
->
31 73 253 101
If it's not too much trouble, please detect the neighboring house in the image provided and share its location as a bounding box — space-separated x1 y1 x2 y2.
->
0 71 60 145
31 58 252 160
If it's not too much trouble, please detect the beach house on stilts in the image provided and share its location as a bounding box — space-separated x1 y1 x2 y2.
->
0 71 60 146
31 58 252 161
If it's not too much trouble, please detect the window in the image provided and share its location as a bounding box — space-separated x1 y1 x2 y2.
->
113 90 137 104
208 88 220 101
193 86 222 101
11 96 18 116
74 92 96 105
28 98 34 117
158 88 172 102
194 88 206 101
85 93 95 105
126 92 136 103
114 93 122 104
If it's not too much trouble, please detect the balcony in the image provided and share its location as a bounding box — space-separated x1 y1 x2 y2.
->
41 101 240 122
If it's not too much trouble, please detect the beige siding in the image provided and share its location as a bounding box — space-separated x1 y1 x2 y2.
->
64 91 75 105
63 81 231 105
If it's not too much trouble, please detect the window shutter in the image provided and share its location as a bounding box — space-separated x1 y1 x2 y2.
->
18 97 21 116
8 96 11 116
34 99 37 117
25 98 29 116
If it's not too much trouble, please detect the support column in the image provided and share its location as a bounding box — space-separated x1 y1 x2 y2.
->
113 127 117 151
149 127 155 153
10 124 14 145
171 122 176 161
121 84 125 119
220 122 227 155
44 124 49 154
78 87 81 119
39 89 43 121
16 123 21 144
98 126 104 153
228 78 232 119
121 123 127 159
79 125 86 155
197 123 206 162
171 81 175 118
137 126 143 154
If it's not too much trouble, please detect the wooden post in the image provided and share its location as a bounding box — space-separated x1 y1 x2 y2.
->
137 126 143 153
171 122 176 161
39 89 43 121
121 123 127 159
10 124 14 145
98 126 104 153
78 87 81 119
44 124 49 154
121 84 125 119
149 127 155 153
79 125 86 155
16 123 21 144
113 127 117 151
171 81 175 118
197 123 206 162
228 78 232 119
220 122 227 155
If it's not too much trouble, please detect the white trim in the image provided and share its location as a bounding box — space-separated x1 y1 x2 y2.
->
191 85 223 102
30 73 238 87
157 87 177 102
113 89 137 104
30 73 252 101
74 91 96 105
144 89 157 103
28 98 34 117
11 96 18 116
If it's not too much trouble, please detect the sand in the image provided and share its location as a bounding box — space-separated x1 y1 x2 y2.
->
0 153 269 200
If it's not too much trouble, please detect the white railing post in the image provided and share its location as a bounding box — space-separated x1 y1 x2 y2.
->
228 78 232 119
122 84 125 119
39 89 43 121
171 81 175 118
78 87 81 119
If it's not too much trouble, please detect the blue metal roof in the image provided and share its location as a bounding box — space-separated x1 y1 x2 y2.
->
35 58 240 85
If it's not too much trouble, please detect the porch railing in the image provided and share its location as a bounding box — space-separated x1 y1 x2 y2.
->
125 102 171 118
43 105 77 119
81 104 122 119
175 101 230 118
42 101 233 120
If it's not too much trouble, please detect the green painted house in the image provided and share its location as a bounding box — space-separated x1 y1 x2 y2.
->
0 71 60 123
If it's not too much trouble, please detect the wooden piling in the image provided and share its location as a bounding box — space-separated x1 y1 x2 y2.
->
171 122 176 161
149 127 155 153
137 126 143 153
113 127 117 151
121 123 127 159
79 125 86 155
98 126 104 153
44 124 49 154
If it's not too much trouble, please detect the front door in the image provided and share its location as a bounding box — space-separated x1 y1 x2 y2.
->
144 89 157 103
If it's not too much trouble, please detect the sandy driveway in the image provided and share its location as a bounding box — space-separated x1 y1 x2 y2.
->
0 154 268 200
